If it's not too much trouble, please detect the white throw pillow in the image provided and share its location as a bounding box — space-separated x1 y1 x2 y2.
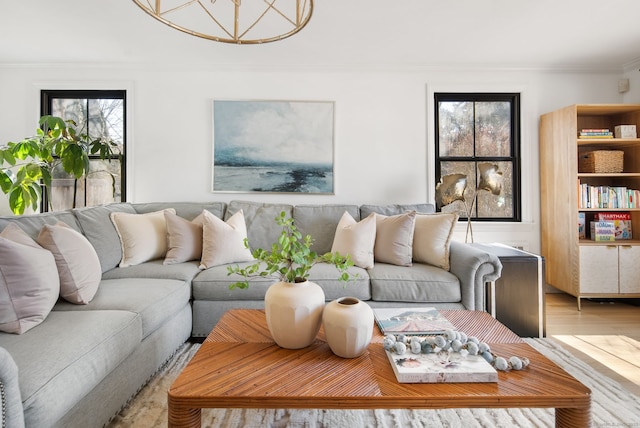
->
412 212 458 271
330 212 377 269
373 211 416 266
37 221 102 304
199 209 254 269
0 223 60 334
110 209 176 267
164 211 204 265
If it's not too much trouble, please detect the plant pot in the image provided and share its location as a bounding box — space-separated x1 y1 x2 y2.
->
322 296 374 358
264 280 325 349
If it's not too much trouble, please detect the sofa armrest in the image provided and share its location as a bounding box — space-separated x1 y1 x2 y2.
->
448 241 503 311
0 347 24 428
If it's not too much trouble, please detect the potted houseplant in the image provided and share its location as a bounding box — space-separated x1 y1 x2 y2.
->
0 115 119 215
227 211 356 349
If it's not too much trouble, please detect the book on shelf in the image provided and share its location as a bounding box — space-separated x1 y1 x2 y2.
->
590 221 616 241
579 128 613 138
373 307 456 335
578 212 586 239
594 212 632 240
578 184 640 209
385 348 498 383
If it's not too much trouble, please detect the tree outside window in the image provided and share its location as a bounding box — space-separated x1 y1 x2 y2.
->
41 90 126 211
435 93 521 222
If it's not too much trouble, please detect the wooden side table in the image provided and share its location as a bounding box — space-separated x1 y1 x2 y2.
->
471 243 546 338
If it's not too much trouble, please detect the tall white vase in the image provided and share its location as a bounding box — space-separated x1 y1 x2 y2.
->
322 296 374 358
264 280 325 349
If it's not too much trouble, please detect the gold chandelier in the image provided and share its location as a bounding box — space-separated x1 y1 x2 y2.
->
132 0 313 44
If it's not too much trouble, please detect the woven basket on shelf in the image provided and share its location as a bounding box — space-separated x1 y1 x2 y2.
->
578 150 624 173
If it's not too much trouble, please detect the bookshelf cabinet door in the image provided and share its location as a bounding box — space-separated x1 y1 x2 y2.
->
579 245 619 294
619 245 640 293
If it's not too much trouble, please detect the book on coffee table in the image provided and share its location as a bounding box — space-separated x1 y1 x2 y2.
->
385 349 498 383
373 307 456 335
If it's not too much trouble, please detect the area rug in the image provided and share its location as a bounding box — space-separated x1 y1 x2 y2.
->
107 338 640 427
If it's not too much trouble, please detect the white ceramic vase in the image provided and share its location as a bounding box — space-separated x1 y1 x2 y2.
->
322 296 374 358
264 280 325 349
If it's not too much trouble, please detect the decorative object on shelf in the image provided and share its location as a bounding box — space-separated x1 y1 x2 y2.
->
322 296 374 358
131 0 313 44
578 150 624 173
383 330 529 383
435 163 503 243
227 211 355 349
0 116 119 215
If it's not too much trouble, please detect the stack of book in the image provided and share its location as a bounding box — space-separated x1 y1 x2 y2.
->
579 128 613 139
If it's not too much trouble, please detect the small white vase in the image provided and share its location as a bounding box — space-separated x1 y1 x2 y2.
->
322 296 374 358
264 280 325 349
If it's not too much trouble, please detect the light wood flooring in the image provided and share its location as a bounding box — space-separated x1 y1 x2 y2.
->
545 292 640 395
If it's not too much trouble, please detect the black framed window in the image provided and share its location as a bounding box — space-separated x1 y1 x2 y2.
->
435 93 521 222
41 90 126 211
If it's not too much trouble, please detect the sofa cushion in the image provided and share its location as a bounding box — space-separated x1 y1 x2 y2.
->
102 259 202 283
293 204 360 255
413 212 458 271
0 223 60 334
0 210 82 240
331 212 376 269
73 203 136 272
192 262 371 301
0 310 141 428
360 203 435 218
110 208 176 267
132 201 226 220
164 211 204 265
37 221 102 304
368 262 461 303
373 211 416 267
200 209 253 269
226 200 293 252
53 277 189 338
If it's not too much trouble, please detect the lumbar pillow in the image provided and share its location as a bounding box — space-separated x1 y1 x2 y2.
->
330 212 377 269
110 208 176 267
199 209 254 269
164 211 204 265
37 221 102 304
0 223 60 334
413 212 458 271
373 211 416 266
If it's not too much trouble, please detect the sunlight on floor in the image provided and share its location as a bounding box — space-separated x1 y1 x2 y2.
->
552 335 640 390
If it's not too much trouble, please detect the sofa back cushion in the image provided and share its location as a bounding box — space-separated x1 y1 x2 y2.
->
132 201 226 221
0 210 82 239
73 203 136 272
359 203 435 218
225 200 293 252
293 204 360 255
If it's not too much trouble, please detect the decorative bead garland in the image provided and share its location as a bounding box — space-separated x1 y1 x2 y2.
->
383 329 530 372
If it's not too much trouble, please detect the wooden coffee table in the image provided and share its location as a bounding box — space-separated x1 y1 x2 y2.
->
168 309 591 427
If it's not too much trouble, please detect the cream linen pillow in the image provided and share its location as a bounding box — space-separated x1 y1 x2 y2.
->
37 221 102 304
330 212 377 269
0 223 60 334
373 211 416 266
164 211 204 265
412 212 458 271
199 209 254 269
110 208 176 267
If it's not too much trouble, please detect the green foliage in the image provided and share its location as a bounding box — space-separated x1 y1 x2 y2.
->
0 115 119 214
227 211 356 289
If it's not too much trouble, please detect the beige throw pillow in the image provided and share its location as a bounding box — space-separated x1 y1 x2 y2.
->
0 223 60 334
199 209 254 269
412 212 458 271
37 221 102 304
330 212 376 269
373 211 416 266
110 209 176 267
164 211 204 265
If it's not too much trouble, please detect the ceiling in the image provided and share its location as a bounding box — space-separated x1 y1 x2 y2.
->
2 0 640 71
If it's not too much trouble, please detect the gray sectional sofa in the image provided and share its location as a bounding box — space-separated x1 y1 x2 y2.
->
0 200 502 428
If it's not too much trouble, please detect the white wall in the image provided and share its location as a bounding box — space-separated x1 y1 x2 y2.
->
0 64 627 252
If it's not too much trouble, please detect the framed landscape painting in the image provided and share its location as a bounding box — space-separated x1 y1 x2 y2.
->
212 100 335 194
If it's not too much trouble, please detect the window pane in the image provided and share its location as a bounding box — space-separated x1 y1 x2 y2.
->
439 161 475 217
49 160 121 211
476 161 512 218
51 99 88 131
438 101 474 157
475 101 511 157
88 99 125 150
